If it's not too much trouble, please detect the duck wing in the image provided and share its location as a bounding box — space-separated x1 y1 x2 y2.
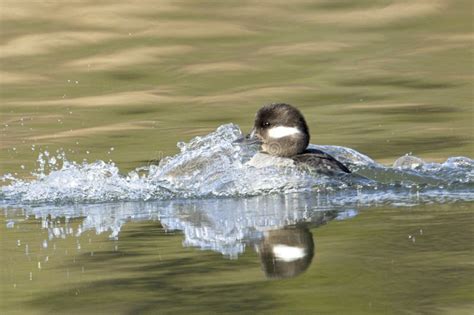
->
292 148 351 174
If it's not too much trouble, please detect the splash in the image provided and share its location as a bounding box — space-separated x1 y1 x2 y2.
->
1 124 473 205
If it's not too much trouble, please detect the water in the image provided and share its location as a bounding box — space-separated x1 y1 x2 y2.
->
1 198 472 314
1 1 473 314
1 125 473 313
2 124 473 204
2 123 471 253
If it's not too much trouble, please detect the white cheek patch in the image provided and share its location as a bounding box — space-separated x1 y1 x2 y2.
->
272 245 306 262
267 126 301 139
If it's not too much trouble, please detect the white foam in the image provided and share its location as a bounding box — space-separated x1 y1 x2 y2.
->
246 152 295 168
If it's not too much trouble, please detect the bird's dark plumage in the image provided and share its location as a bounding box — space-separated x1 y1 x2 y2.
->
292 148 351 175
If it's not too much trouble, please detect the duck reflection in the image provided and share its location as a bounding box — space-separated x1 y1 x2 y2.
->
5 193 357 280
253 209 340 279
256 225 314 279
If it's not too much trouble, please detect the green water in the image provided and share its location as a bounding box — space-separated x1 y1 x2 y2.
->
1 0 473 314
1 0 473 174
1 202 473 314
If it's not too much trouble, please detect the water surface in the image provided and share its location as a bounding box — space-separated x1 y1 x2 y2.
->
1 1 473 314
1 199 473 314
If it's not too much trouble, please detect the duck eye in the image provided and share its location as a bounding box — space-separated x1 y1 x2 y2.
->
262 121 271 128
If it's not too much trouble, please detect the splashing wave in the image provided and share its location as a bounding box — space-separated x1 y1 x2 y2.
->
1 124 473 205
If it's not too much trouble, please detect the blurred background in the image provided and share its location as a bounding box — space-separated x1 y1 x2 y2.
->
1 0 472 175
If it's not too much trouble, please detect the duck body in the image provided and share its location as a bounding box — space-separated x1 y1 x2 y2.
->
238 103 351 175
292 148 351 175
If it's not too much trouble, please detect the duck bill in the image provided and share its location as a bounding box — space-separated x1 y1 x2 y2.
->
234 128 263 145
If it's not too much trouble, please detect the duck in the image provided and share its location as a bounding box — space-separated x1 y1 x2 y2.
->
236 103 351 175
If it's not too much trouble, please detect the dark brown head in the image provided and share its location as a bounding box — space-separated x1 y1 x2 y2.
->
248 103 310 157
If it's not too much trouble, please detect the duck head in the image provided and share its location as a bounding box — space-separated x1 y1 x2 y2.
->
238 103 310 157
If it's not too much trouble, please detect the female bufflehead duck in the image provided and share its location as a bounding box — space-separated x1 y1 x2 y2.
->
238 103 351 175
